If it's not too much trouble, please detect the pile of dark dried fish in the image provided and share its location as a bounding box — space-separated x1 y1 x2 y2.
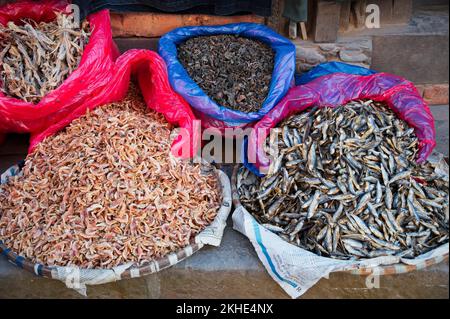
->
178 35 274 113
0 86 221 269
0 12 90 103
238 100 449 260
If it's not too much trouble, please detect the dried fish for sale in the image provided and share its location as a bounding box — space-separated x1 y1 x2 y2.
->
0 85 221 269
237 100 449 260
177 35 274 113
0 12 90 103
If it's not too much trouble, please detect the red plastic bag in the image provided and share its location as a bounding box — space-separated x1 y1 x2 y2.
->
29 49 200 159
246 72 436 174
0 1 120 137
0 0 66 25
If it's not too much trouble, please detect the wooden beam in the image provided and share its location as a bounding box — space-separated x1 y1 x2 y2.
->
110 12 265 38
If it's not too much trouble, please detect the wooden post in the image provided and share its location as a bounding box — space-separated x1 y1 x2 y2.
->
339 0 352 32
312 0 342 43
350 0 367 29
393 0 413 24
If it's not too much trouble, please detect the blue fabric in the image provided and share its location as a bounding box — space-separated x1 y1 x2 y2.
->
159 23 296 126
296 61 377 85
1 247 10 256
15 256 25 268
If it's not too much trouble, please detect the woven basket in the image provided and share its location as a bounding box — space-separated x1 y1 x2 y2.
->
0 162 232 294
231 165 449 276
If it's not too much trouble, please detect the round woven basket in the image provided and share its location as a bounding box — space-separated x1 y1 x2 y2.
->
0 162 232 290
231 165 449 276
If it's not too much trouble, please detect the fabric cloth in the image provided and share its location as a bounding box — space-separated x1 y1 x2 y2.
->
73 0 273 20
283 0 308 22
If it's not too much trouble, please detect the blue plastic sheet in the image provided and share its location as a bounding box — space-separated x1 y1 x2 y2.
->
159 23 296 130
296 61 377 85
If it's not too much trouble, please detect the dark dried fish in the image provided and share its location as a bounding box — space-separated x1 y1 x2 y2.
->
177 34 274 113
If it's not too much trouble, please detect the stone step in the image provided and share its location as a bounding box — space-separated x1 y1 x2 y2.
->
0 225 448 298
0 106 448 298
294 4 448 103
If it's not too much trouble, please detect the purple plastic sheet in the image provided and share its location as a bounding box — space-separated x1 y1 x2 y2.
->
246 72 436 175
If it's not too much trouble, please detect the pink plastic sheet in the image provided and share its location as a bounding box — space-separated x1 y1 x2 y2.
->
247 72 436 174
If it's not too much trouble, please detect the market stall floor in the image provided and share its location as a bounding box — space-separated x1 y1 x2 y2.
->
0 105 448 299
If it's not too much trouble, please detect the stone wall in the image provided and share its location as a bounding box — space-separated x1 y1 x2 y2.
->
416 84 449 105
296 38 372 73
295 37 449 105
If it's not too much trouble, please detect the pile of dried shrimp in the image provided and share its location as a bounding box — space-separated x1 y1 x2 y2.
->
0 85 221 269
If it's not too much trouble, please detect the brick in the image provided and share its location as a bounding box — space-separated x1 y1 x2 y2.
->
415 84 426 97
422 84 449 105
110 12 265 38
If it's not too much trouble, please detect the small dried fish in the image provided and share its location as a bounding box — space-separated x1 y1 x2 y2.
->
177 35 274 113
0 12 90 103
238 100 449 260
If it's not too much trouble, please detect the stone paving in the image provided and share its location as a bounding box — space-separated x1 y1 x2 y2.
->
0 106 448 299
294 4 448 76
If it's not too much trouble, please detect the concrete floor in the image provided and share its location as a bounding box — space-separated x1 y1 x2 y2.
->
0 106 448 299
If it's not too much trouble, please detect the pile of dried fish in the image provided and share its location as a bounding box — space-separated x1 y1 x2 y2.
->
0 86 221 269
238 100 449 260
178 35 274 113
0 12 90 103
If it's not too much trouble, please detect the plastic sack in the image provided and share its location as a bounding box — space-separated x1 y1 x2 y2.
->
0 162 232 296
158 23 296 131
295 61 377 85
0 2 120 140
30 49 200 158
234 152 449 298
0 0 67 25
245 72 436 176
